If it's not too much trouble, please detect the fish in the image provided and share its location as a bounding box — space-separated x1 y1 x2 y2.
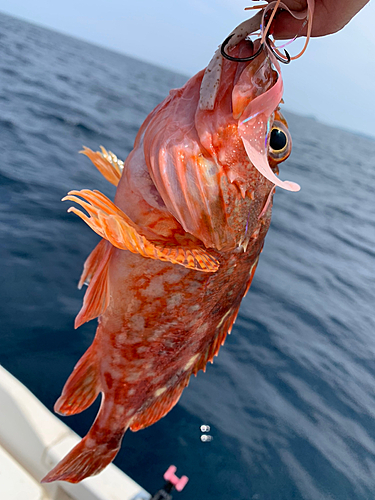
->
42 5 312 484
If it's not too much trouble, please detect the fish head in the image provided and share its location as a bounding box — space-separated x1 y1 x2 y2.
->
232 44 297 192
140 38 296 251
192 38 296 249
198 39 296 199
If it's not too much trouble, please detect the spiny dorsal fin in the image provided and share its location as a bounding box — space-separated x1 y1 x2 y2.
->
63 189 219 273
192 259 259 375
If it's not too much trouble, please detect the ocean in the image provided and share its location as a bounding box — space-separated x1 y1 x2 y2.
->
1 11 375 500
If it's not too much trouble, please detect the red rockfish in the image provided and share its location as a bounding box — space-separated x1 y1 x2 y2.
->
42 8 306 484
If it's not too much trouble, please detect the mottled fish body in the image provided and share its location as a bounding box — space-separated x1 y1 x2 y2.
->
42 12 299 483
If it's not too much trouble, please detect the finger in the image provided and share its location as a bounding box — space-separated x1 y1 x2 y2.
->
271 12 308 39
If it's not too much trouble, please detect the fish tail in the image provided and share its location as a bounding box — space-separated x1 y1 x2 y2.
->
41 431 123 484
55 345 100 416
42 399 126 483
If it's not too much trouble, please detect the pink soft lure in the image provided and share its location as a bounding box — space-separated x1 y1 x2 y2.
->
238 0 315 192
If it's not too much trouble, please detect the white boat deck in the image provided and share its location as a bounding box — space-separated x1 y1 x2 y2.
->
0 366 150 500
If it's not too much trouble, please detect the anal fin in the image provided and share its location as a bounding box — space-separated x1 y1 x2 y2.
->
55 345 100 416
63 189 219 273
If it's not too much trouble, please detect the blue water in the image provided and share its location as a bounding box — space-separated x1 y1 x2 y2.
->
1 11 375 500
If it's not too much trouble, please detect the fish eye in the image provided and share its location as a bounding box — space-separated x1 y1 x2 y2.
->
268 121 292 162
270 128 287 152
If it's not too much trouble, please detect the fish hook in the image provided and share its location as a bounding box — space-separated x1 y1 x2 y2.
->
266 35 291 64
220 33 290 64
220 34 263 62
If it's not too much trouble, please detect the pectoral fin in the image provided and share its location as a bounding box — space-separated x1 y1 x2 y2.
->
80 146 123 186
63 189 219 273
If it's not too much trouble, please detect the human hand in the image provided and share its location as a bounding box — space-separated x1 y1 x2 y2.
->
267 0 369 39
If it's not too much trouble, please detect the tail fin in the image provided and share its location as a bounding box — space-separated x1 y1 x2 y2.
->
42 399 126 483
41 433 121 483
55 345 100 416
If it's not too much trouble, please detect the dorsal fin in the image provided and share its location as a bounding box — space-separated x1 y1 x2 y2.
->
130 373 190 431
75 240 112 328
192 304 242 375
192 256 259 375
192 259 259 376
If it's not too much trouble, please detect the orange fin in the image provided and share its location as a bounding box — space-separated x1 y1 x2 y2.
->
130 374 190 431
192 259 260 375
80 146 123 186
78 238 108 289
55 345 100 416
75 240 112 328
63 189 219 273
41 433 120 483
193 304 242 375
43 398 125 483
243 256 259 297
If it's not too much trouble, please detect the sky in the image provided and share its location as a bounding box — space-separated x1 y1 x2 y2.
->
1 0 374 138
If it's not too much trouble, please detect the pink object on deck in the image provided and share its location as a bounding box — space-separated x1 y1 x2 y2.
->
164 465 189 492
